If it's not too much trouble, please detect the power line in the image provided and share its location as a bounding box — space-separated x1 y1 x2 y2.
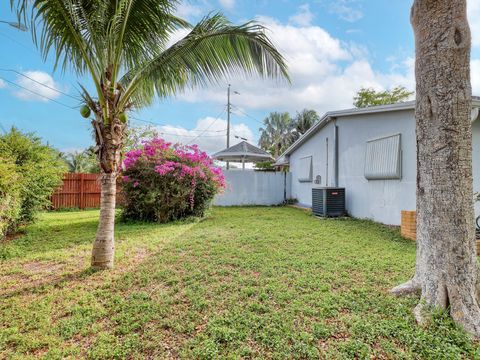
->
0 74 230 140
159 132 226 138
230 104 264 125
0 77 228 139
0 31 34 53
186 105 227 145
130 115 226 132
129 107 229 139
0 68 80 100
0 76 77 109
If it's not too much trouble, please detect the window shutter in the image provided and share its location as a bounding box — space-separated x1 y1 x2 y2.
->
298 156 313 182
364 134 402 180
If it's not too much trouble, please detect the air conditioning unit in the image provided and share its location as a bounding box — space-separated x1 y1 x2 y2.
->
312 187 346 217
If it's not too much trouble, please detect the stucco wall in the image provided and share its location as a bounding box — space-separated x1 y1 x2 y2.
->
289 110 416 225
214 170 291 206
289 109 480 225
336 110 416 225
289 121 335 206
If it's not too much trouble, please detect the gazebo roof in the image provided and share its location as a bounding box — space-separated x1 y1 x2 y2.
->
212 141 273 163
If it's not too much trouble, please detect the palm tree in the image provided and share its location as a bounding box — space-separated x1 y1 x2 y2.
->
291 109 319 142
64 148 100 173
258 112 292 158
65 151 90 173
11 0 289 269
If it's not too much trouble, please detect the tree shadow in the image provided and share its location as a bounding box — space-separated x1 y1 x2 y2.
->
0 267 97 299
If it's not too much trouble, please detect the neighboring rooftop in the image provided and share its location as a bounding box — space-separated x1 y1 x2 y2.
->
212 141 273 163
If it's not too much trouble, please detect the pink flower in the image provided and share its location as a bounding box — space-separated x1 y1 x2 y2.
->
124 137 225 189
133 181 140 187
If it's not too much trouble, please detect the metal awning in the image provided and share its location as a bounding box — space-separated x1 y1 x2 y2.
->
212 141 273 169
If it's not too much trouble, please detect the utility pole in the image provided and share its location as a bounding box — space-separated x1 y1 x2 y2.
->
226 84 231 170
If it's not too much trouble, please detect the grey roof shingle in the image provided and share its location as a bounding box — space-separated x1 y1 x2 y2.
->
212 141 273 162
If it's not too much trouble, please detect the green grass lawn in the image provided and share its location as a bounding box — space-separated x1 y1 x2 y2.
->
0 207 478 359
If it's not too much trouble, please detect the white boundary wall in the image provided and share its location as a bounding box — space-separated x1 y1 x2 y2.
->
214 170 291 206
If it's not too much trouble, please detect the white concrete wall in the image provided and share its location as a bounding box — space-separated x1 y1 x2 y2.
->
289 109 480 225
214 170 291 206
289 110 416 225
289 121 336 206
336 110 416 225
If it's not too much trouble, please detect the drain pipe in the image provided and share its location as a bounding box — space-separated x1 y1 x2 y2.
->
333 118 339 187
325 137 329 187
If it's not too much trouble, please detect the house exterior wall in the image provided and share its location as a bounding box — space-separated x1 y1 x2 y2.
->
289 121 336 206
289 109 480 225
335 110 416 225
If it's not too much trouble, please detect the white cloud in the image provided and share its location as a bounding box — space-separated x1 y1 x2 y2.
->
176 16 414 115
157 116 254 153
330 0 363 22
219 0 235 10
468 0 480 47
13 71 61 102
0 79 5 89
470 59 480 95
289 4 314 27
175 1 203 20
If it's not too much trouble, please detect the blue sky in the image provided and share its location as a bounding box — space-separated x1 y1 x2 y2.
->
0 0 479 153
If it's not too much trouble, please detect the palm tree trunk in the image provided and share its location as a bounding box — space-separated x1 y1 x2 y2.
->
91 172 117 269
90 114 124 270
391 0 480 337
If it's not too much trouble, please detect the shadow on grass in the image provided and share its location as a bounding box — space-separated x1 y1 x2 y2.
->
0 218 99 260
0 267 97 299
0 210 205 303
0 209 205 261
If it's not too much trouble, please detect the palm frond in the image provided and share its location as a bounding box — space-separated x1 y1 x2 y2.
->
120 13 290 108
11 0 105 106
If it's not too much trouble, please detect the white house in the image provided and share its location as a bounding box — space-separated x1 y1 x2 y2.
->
277 99 480 225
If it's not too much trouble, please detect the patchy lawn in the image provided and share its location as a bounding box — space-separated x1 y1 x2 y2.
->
0 207 478 359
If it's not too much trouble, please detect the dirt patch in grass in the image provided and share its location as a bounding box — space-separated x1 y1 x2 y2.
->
23 260 66 274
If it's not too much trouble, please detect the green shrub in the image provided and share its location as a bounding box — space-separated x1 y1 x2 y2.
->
0 156 21 238
0 128 66 237
121 138 225 223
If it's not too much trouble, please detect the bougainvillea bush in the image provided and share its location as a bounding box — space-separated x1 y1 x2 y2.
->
121 138 225 223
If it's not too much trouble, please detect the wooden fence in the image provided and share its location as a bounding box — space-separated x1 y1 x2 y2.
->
51 173 122 210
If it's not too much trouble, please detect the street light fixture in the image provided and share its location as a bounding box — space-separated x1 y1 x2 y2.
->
0 20 28 31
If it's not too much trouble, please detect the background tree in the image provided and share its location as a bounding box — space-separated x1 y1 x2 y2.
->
123 125 160 153
290 109 320 142
353 86 413 108
390 0 480 337
12 0 288 269
63 148 99 173
258 112 293 158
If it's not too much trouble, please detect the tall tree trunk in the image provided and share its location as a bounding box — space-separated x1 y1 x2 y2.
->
391 0 480 337
90 114 124 270
91 172 116 269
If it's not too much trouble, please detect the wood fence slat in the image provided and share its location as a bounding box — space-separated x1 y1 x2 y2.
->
50 173 122 210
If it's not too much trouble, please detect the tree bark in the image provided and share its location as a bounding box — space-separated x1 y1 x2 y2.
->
90 112 124 270
91 172 117 269
391 0 480 337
